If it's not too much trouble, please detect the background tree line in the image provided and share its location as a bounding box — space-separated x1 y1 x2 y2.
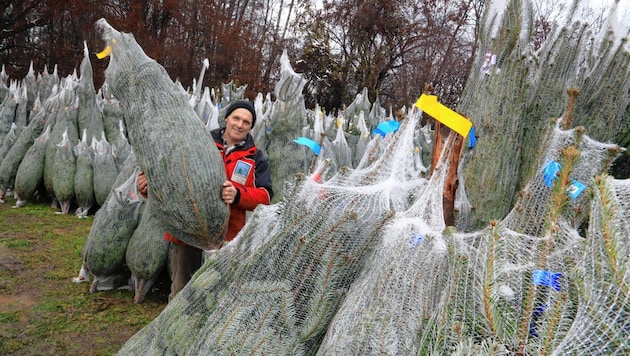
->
0 0 497 111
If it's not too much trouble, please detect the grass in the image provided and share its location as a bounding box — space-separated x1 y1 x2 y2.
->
0 195 167 356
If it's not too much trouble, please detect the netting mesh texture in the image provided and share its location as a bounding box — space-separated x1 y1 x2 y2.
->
119 112 429 354
319 121 627 355
102 1 630 354
117 103 628 354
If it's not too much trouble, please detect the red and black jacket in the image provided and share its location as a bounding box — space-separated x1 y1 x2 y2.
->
165 128 273 245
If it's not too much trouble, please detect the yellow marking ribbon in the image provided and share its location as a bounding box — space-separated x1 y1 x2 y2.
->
415 94 472 137
96 45 112 59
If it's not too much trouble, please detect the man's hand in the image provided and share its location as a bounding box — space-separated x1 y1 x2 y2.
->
137 171 148 198
221 180 237 205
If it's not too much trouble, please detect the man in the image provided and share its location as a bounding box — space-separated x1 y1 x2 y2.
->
137 100 273 301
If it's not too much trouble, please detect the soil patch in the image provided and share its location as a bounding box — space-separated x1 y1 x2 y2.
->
0 196 167 355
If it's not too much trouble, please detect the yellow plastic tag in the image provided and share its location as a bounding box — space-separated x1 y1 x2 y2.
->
96 45 112 59
415 94 472 137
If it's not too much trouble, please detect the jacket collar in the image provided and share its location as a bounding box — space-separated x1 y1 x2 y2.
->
213 128 254 155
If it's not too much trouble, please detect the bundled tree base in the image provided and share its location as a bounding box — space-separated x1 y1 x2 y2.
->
82 159 143 291
125 199 169 304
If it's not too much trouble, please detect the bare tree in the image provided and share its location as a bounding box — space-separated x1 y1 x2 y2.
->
295 0 485 111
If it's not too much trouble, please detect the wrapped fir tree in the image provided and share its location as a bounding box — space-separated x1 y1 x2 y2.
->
96 19 229 250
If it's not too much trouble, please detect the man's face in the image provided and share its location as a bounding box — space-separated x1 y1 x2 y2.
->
224 108 253 145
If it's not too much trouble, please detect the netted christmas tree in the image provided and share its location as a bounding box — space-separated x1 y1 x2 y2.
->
77 41 105 147
263 50 313 200
73 129 94 217
51 129 76 214
42 78 79 211
13 123 50 206
553 174 630 354
458 0 630 230
0 81 18 146
125 198 169 304
91 132 118 207
316 138 451 355
96 18 229 250
82 154 144 292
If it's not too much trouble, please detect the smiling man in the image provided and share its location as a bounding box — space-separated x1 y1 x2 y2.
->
137 100 273 301
210 100 273 241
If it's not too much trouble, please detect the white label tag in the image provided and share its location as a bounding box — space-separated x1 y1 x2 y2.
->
231 160 252 185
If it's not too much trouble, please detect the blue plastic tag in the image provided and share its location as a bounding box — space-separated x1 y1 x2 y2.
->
532 269 562 291
566 180 586 199
468 126 477 148
293 137 321 155
543 161 561 187
408 233 423 247
373 119 400 137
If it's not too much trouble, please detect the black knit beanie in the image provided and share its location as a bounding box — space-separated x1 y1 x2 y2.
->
224 100 257 128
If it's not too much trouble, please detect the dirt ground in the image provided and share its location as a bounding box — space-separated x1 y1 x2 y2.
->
0 197 169 355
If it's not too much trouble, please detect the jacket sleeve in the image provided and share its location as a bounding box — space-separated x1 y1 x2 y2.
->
233 150 273 210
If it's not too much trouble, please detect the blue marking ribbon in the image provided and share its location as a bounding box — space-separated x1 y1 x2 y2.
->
293 137 321 155
566 180 586 199
529 302 548 338
373 119 400 137
543 161 561 187
468 126 477 148
532 269 562 291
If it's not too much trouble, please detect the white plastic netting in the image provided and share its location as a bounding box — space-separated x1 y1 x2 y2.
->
117 103 627 354
118 110 429 355
104 1 630 354
554 176 630 354
318 119 625 355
